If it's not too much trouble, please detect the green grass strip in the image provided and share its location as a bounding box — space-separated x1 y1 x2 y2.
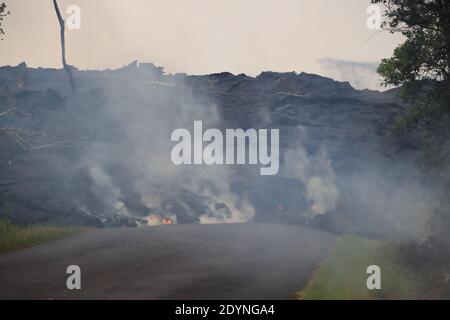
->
298 234 421 300
0 220 86 254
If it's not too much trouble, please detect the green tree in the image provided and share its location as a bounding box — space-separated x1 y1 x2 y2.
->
374 0 450 126
0 2 10 40
374 0 450 277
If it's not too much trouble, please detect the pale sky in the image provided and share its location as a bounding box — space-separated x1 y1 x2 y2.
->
0 0 404 88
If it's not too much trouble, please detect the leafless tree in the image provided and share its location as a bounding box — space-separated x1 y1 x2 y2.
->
52 0 75 93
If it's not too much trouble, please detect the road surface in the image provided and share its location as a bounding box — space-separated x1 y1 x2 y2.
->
0 223 336 299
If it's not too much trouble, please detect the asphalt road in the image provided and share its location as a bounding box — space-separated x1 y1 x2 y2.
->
0 223 336 300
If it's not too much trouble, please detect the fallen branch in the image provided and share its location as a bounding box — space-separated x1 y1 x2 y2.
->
1 128 87 152
6 131 27 151
32 137 88 151
0 109 13 117
9 131 33 147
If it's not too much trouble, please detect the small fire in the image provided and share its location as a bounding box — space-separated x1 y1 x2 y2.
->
145 214 176 226
146 214 161 226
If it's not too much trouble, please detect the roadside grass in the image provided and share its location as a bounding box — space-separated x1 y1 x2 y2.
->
0 220 87 254
297 234 423 300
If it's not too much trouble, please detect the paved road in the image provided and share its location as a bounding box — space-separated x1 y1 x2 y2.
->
0 223 336 300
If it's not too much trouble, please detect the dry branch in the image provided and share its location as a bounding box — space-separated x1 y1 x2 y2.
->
52 0 75 93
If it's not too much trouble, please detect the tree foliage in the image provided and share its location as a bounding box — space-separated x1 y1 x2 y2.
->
373 0 450 126
374 0 450 269
0 2 10 40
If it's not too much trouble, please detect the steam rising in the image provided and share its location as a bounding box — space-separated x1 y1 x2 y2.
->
284 146 339 217
72 70 255 225
318 58 385 91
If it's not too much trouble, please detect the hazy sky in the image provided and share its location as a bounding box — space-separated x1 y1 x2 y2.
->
0 0 404 88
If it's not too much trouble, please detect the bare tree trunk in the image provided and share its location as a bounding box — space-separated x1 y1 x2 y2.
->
52 0 75 93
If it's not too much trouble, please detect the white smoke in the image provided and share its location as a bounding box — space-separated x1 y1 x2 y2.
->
318 58 387 91
72 67 255 225
283 138 339 217
88 164 129 216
